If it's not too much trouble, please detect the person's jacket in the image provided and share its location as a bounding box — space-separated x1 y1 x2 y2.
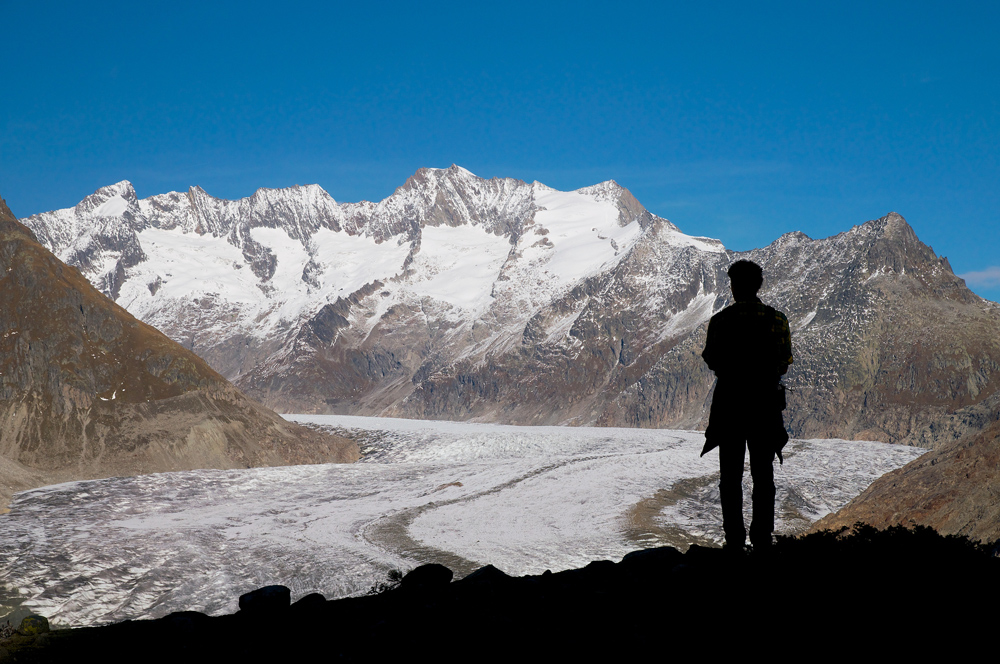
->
701 297 792 459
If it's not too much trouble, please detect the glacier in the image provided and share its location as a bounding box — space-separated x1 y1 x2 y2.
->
0 416 924 627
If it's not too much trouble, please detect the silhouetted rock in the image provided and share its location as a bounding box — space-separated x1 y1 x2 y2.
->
620 544 685 573
17 615 48 636
159 611 211 634
290 592 326 610
399 563 453 591
456 564 510 586
238 585 290 614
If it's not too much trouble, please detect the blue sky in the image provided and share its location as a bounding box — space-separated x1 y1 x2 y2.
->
3 0 998 301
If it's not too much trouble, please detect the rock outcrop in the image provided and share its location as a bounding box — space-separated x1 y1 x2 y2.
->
0 195 358 506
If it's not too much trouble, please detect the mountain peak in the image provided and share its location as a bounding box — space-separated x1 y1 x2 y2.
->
576 179 622 196
445 163 475 176
872 211 914 236
399 164 485 192
0 195 16 223
0 195 38 243
74 180 138 218
575 180 656 229
860 211 939 271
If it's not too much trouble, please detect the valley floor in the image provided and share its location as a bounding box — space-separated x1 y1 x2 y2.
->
0 416 923 627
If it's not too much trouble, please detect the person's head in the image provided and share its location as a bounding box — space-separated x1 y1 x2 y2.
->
727 260 763 301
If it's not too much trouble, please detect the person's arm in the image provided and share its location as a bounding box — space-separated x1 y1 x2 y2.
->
776 311 792 375
702 316 718 372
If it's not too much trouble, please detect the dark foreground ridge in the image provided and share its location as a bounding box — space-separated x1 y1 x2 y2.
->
2 525 996 662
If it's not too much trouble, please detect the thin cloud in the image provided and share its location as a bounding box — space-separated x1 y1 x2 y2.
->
959 266 1000 288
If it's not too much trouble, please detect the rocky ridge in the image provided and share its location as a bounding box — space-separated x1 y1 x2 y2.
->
0 195 358 506
22 168 1000 448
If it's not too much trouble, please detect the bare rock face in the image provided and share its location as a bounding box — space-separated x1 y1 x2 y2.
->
810 416 1000 543
21 169 1000 450
0 195 358 505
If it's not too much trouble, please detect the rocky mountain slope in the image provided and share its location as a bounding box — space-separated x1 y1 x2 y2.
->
0 195 358 506
811 416 1000 543
22 167 1000 448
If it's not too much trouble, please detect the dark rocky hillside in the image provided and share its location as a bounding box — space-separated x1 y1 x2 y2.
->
0 195 358 507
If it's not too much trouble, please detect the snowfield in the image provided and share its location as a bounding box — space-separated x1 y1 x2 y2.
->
0 416 924 627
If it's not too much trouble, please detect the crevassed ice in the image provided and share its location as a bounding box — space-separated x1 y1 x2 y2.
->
0 416 925 628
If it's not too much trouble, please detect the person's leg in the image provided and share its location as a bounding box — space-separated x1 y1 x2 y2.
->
718 439 747 547
747 439 775 549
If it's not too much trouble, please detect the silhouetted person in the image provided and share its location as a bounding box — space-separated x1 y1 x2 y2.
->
701 260 792 552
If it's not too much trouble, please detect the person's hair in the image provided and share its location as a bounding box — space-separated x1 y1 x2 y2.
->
727 260 763 294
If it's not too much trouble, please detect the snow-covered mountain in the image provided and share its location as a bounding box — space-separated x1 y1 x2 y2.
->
23 166 1000 447
26 168 703 381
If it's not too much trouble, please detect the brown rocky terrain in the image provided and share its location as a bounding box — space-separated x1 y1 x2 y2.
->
0 195 358 507
811 415 1000 543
